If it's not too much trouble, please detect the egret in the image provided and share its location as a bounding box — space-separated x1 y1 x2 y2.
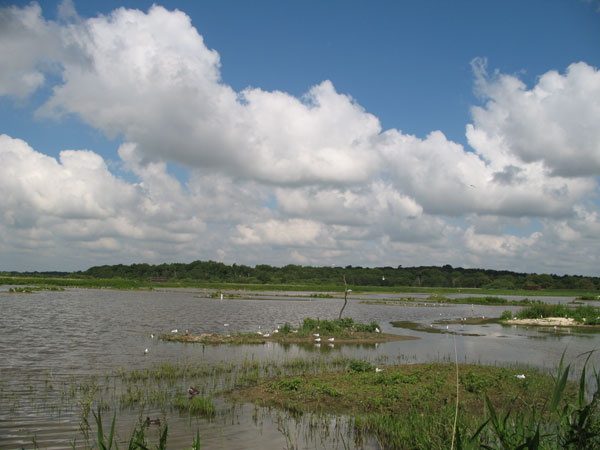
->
313 333 320 337
516 374 526 380
315 337 321 342
171 329 178 333
263 333 270 337
328 337 335 342
144 348 148 355
375 327 380 333
150 333 154 339
375 368 383 373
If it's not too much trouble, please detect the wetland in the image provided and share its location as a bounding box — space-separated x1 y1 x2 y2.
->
0 286 599 448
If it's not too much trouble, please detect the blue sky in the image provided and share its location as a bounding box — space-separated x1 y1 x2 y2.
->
1 0 599 275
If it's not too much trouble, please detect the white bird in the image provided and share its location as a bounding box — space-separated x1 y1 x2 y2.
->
315 337 321 342
150 333 154 339
171 329 178 333
328 337 335 342
144 348 148 355
516 374 526 380
224 323 229 327
315 343 321 347
375 327 380 333
314 333 320 337
375 367 383 373
263 333 270 337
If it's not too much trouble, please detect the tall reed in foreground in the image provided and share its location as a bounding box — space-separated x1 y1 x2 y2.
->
459 350 599 449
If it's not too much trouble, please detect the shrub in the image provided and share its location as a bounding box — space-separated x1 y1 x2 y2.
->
349 360 373 374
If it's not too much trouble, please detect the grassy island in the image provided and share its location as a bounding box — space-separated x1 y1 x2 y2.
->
230 357 599 449
161 317 417 345
500 304 600 327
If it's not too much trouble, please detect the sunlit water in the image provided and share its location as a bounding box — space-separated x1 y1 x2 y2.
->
0 288 598 449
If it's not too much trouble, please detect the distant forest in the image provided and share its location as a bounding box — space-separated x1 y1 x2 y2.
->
10 261 599 290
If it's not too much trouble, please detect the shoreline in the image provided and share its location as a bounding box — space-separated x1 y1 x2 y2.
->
504 316 600 327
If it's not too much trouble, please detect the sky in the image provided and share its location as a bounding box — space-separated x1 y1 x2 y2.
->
1 0 599 275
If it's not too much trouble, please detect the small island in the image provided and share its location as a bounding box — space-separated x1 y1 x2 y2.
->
500 304 600 328
160 317 417 345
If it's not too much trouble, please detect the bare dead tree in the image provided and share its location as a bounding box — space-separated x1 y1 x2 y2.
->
338 275 351 319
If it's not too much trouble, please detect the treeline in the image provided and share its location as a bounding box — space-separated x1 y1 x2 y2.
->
59 261 600 290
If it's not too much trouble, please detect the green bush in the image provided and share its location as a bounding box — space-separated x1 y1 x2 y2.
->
348 360 374 374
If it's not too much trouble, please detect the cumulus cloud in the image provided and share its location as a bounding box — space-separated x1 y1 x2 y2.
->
0 3 599 274
468 58 600 177
0 3 61 97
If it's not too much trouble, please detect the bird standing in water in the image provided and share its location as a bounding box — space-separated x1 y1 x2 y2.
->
146 417 161 426
188 386 200 397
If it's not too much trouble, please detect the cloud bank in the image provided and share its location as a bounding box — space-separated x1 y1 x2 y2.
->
1 3 599 275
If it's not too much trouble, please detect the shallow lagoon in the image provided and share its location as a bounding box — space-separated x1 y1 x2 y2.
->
0 288 598 449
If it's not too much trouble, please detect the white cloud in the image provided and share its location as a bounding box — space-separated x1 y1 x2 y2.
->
0 4 599 275
233 219 328 247
0 3 62 97
468 59 600 177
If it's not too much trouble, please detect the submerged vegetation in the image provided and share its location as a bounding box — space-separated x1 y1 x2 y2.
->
363 295 543 307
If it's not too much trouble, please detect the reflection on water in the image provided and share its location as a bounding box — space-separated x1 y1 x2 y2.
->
0 288 597 448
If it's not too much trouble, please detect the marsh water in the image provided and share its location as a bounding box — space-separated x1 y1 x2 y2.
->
1 288 598 449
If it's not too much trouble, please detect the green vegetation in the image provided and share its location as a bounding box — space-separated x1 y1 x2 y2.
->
233 354 600 449
512 304 600 325
3 260 599 291
296 317 380 335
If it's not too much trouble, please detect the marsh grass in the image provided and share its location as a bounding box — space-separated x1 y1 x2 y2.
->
6 349 598 449
231 354 600 449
